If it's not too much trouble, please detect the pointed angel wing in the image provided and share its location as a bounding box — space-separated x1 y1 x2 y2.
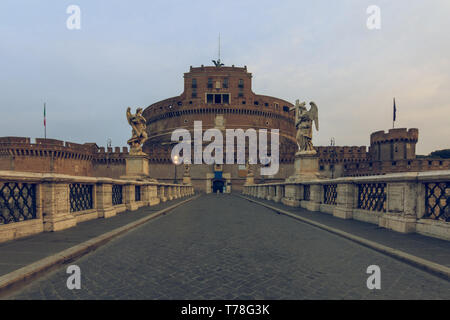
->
126 107 132 126
309 102 319 131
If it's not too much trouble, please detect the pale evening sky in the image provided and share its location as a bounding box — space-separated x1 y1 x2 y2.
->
0 0 449 155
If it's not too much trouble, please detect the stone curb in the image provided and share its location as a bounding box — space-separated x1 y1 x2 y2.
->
0 195 200 297
240 195 450 281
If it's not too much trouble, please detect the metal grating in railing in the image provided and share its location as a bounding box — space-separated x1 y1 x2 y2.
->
357 183 386 212
135 185 141 202
424 182 449 222
303 185 310 201
69 184 93 213
323 184 337 205
0 182 37 224
112 184 123 206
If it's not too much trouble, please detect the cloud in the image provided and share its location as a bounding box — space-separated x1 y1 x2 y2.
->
0 1 449 155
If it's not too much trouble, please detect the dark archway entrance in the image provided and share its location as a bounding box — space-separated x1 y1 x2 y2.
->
212 178 225 193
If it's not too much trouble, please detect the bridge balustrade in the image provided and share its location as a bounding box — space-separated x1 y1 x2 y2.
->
0 171 194 243
242 170 450 241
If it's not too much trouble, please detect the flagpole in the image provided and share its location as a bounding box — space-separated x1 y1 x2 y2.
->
392 98 396 129
44 102 46 139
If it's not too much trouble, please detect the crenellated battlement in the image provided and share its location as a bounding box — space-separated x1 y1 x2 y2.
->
0 137 129 177
370 128 419 145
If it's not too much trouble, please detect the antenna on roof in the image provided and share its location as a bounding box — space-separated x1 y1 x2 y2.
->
212 33 224 67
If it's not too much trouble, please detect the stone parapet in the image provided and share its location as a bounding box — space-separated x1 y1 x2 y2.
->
242 170 450 241
0 171 194 243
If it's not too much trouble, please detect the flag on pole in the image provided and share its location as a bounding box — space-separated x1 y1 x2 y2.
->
393 98 396 122
44 103 47 139
393 98 397 129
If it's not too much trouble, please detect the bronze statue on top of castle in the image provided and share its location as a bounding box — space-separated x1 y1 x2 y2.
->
126 107 148 155
291 100 319 154
212 59 224 67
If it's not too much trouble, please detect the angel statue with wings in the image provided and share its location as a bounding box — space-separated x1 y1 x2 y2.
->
126 107 148 155
290 100 319 154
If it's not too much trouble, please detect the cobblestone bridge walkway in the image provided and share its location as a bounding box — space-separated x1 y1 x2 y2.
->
6 194 450 299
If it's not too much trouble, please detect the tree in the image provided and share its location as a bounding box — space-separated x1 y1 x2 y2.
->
429 149 450 159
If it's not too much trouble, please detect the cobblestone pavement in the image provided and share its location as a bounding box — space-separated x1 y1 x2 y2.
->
0 196 193 276
7 194 450 299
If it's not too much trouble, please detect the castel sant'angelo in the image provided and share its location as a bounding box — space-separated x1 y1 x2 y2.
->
0 63 449 192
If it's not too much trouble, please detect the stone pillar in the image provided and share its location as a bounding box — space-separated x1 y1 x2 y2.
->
286 152 320 182
122 154 150 180
379 182 418 233
42 180 77 232
258 186 266 199
282 184 302 207
147 184 160 206
96 180 116 218
266 185 275 201
333 183 357 219
141 184 150 205
167 186 174 201
159 185 167 202
172 186 178 199
274 185 283 202
304 184 321 211
124 184 139 211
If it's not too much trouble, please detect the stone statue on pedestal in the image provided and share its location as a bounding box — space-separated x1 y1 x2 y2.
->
184 163 191 177
291 100 319 154
245 159 254 177
244 159 255 185
285 99 321 183
126 107 148 155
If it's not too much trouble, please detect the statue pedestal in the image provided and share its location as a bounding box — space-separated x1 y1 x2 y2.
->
182 176 191 184
286 151 321 182
121 154 157 181
244 175 254 185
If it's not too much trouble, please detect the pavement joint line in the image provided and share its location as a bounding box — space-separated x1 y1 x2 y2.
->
239 195 450 281
0 195 200 297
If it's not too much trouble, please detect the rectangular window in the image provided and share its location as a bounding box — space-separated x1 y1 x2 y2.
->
192 91 197 98
206 94 213 104
215 94 222 104
238 79 244 88
222 94 229 104
283 106 289 112
191 78 197 88
223 78 229 88
207 78 213 88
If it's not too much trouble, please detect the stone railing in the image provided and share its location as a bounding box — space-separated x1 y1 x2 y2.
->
0 171 194 243
242 170 450 241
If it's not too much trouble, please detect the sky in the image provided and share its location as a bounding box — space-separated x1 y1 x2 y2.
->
0 0 449 155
